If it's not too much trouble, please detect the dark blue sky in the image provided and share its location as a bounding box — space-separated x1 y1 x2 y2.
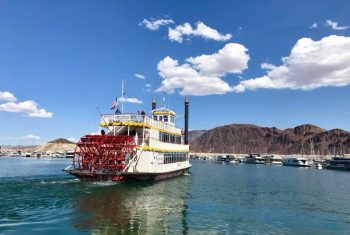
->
1 0 350 145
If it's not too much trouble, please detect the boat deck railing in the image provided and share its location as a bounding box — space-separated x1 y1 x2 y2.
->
100 114 182 135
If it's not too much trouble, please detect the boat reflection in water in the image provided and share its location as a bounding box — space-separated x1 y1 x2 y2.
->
73 175 190 234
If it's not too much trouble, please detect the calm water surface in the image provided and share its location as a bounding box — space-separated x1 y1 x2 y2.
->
1 157 350 234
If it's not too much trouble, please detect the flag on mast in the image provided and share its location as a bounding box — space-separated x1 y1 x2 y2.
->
110 98 118 110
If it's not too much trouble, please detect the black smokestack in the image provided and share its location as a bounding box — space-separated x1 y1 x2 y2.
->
184 97 189 145
152 98 156 110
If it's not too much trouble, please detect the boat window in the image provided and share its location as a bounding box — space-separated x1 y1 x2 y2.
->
159 131 183 144
164 115 168 122
163 153 188 164
170 115 174 123
159 116 163 121
153 115 157 120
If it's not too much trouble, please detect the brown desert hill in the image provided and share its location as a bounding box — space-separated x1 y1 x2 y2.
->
188 130 206 142
48 138 75 144
284 124 325 136
35 138 76 152
190 124 350 155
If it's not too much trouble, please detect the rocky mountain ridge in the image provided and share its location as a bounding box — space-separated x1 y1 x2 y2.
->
190 124 350 155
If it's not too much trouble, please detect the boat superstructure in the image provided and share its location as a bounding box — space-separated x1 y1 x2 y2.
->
282 157 310 167
271 156 282 165
326 157 350 170
64 98 191 181
245 154 265 164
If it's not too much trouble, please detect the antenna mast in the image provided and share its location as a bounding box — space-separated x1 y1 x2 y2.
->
161 95 165 108
121 80 124 113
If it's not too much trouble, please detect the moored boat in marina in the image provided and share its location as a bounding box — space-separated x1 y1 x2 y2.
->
64 151 75 158
24 152 31 158
310 159 324 169
282 157 310 167
230 158 240 164
245 154 265 164
326 157 350 171
271 156 282 165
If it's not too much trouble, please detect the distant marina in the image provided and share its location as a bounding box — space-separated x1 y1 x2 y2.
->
0 150 74 158
0 138 75 159
189 152 350 171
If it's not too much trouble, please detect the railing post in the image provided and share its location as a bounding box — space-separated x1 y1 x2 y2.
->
142 115 146 146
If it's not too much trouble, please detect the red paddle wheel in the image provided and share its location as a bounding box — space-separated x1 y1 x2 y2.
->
71 135 137 181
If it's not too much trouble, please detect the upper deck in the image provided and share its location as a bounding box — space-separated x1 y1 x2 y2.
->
100 114 182 136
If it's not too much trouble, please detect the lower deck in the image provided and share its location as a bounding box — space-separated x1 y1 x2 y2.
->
125 150 191 174
65 148 191 181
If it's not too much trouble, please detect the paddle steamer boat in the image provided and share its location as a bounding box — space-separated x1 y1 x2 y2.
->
64 98 191 181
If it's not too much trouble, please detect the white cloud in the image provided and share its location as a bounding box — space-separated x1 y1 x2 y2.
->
233 35 350 92
156 57 232 96
140 18 174 30
156 43 249 96
0 91 17 102
68 137 77 143
21 134 40 140
310 22 318 29
186 43 249 76
260 63 276 70
0 100 53 118
145 83 152 92
168 21 232 43
134 73 146 79
325 20 349 30
119 97 143 104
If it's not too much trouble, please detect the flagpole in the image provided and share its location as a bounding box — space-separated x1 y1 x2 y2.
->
121 80 124 114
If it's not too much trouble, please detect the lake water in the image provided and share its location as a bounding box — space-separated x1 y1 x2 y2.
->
1 157 350 234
